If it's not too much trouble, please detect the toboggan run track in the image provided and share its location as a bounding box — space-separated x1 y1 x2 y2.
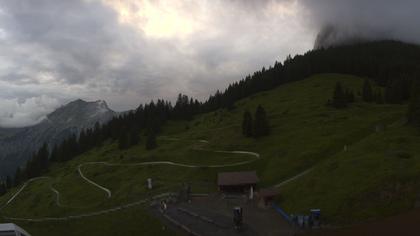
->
0 137 310 222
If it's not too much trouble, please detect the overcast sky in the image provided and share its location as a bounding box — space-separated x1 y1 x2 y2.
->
0 0 418 127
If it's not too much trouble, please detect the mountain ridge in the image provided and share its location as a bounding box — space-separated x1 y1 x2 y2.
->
0 99 117 177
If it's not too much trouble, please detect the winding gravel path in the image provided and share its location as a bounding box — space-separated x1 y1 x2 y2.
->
0 177 69 210
0 135 311 223
273 168 313 188
0 177 50 211
78 163 112 198
2 192 174 222
1 137 261 221
49 184 62 206
77 137 260 198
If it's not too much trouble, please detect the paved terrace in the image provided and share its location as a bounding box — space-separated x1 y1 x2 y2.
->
152 193 295 236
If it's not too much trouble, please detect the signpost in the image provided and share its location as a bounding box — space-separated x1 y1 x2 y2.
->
147 178 152 190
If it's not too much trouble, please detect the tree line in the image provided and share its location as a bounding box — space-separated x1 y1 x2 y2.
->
327 82 355 108
328 75 415 109
242 105 270 138
327 77 420 129
200 41 420 113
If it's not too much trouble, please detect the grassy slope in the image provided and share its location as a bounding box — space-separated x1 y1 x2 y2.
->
0 73 417 235
280 124 420 224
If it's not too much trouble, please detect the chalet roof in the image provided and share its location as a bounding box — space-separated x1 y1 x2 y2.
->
259 188 278 198
217 171 259 186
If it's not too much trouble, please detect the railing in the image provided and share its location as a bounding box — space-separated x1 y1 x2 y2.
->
272 203 292 224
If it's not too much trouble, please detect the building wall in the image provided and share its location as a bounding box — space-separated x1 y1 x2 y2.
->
219 184 256 193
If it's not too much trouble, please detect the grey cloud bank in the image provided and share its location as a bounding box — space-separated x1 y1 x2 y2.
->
300 0 420 47
0 0 418 127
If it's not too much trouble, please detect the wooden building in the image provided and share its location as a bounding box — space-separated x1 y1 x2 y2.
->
217 171 259 193
258 188 278 207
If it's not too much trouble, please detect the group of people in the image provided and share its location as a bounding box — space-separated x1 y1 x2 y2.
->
290 213 320 229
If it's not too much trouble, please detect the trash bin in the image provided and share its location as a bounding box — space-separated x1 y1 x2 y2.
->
233 207 243 230
310 209 321 228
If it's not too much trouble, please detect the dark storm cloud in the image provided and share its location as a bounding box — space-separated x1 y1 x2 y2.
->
300 0 420 47
0 0 312 128
13 0 420 127
0 0 130 85
0 0 167 125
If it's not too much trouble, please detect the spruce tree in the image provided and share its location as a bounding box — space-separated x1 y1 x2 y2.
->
0 182 6 196
145 129 157 150
14 167 22 187
407 79 420 127
78 130 88 152
242 110 253 137
26 154 36 178
5 176 11 189
253 105 270 137
385 81 393 103
37 143 49 173
129 128 140 146
344 88 355 103
50 145 59 162
385 79 405 104
374 89 384 104
118 132 129 150
332 82 346 108
362 79 374 102
93 122 102 146
68 134 80 157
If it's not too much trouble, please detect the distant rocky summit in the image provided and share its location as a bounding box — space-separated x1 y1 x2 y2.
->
0 99 116 177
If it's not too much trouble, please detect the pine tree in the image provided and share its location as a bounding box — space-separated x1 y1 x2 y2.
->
37 143 49 173
332 82 347 108
93 122 102 146
362 79 374 102
118 132 129 150
407 79 420 127
50 145 59 162
78 130 88 152
242 110 253 137
145 129 157 150
385 79 405 104
374 89 384 104
253 105 270 137
344 88 355 103
0 182 6 196
25 153 36 178
24 143 50 178
129 127 140 146
5 176 11 189
68 134 80 157
385 81 393 103
14 167 22 187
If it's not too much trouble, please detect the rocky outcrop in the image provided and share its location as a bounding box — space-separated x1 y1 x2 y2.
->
0 99 117 177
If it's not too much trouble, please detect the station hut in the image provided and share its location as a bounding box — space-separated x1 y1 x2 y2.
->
217 171 259 193
258 188 278 207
